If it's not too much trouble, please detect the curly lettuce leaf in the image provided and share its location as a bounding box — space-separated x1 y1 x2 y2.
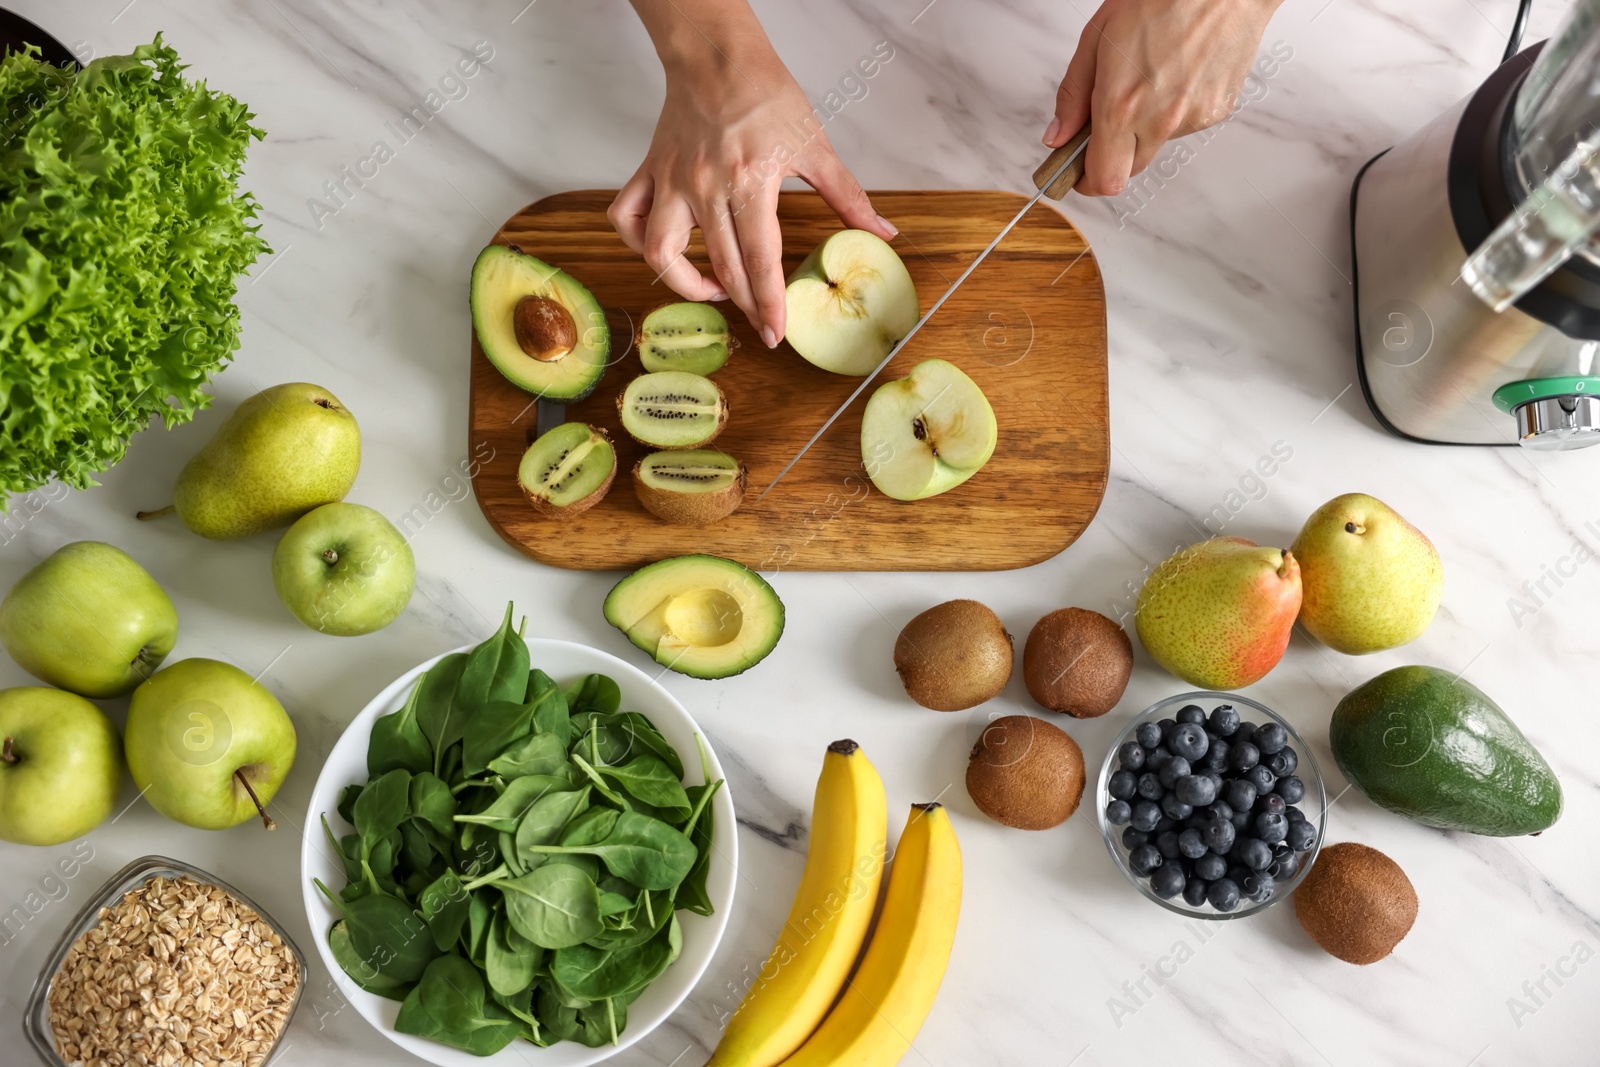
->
0 36 268 505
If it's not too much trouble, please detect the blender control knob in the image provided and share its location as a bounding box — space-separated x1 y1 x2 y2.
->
1514 395 1600 451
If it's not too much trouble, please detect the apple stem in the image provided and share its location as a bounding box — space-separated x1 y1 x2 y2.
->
1 737 16 764
234 770 277 831
136 505 175 521
322 548 340 567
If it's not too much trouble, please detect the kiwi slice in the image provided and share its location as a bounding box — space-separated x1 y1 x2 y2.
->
639 302 736 375
518 422 616 517
633 450 746 526
616 371 728 449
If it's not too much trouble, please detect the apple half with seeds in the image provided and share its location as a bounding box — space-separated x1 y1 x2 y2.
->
860 358 998 500
518 422 616 517
784 229 919 376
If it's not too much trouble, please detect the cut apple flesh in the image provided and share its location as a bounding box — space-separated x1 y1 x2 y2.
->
860 358 998 500
618 371 728 448
639 302 734 375
784 230 920 376
518 422 616 511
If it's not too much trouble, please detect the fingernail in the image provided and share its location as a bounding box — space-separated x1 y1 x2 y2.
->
761 325 779 349
1042 117 1060 145
875 214 898 238
709 288 728 301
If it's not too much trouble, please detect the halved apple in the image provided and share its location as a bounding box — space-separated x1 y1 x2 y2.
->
860 359 997 500
784 230 920 376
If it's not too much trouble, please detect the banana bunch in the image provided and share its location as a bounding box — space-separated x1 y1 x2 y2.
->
708 739 962 1067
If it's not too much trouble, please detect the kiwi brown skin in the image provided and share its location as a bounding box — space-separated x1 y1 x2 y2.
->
1293 842 1418 964
519 427 616 519
632 457 746 526
1023 608 1133 717
893 600 1012 711
615 377 730 449
965 714 1085 830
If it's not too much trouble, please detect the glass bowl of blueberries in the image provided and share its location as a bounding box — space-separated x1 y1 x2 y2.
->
1096 691 1326 918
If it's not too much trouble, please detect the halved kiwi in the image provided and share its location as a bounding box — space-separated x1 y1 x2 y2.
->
617 371 728 449
638 302 736 375
633 450 746 526
517 422 616 517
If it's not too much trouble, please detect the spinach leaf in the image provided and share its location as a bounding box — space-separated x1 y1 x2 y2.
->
513 787 593 868
485 907 543 996
408 773 456 836
615 712 685 780
354 769 412 843
560 807 619 848
675 778 722 915
563 673 622 717
314 879 438 984
597 755 691 815
497 864 604 949
457 604 530 711
327 920 411 1000
399 821 437 875
413 652 469 775
464 889 494 965
462 699 535 778
552 916 677 1000
545 853 601 883
321 815 364 886
535 983 583 1045
529 669 571 746
368 676 433 777
419 871 471 952
395 955 521 1056
454 776 573 833
517 811 698 891
570 753 633 812
336 782 364 827
487 731 569 780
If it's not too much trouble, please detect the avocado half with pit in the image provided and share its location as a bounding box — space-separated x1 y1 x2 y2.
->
604 555 783 679
471 245 610 400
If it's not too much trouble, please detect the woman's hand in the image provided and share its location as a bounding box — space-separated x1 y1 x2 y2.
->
614 1 895 348
1045 0 1281 195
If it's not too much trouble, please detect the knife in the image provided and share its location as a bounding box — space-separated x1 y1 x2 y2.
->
756 122 1093 501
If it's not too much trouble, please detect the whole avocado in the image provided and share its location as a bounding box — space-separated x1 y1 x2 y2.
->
1330 665 1561 836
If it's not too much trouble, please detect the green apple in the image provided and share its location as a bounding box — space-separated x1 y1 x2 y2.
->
124 658 296 830
0 687 124 845
272 502 414 636
784 229 920 375
859 358 998 500
0 541 178 698
1292 493 1443 654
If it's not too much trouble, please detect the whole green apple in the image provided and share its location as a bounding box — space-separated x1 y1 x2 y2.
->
0 542 178 698
272 503 414 636
0 687 125 845
125 659 296 831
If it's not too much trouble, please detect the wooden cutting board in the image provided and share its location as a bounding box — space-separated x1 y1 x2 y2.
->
468 190 1108 572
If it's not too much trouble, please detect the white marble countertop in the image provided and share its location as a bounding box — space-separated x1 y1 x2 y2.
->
2 1 1596 1065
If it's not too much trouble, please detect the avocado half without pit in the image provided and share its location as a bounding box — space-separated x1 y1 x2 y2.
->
517 422 616 517
617 371 729 449
604 555 783 679
638 302 736 375
471 245 610 400
633 450 746 526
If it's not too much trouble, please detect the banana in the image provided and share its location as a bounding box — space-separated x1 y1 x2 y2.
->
778 802 963 1067
707 739 888 1067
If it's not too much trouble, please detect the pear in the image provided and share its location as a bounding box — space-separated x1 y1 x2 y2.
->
1292 493 1441 654
145 383 360 539
1135 537 1302 689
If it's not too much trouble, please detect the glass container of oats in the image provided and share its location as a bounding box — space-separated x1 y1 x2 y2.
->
24 855 306 1067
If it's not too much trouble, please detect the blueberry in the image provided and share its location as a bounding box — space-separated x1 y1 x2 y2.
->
1201 818 1235 853
1157 718 1177 739
1275 776 1306 804
1154 830 1182 859
1122 826 1151 849
1136 721 1163 749
1137 773 1165 801
1108 769 1137 801
1169 722 1209 761
1199 737 1230 771
1227 865 1253 886
1244 764 1277 795
1224 779 1258 812
1266 746 1298 777
1256 792 1287 817
1131 800 1162 832
1241 869 1276 902
1128 843 1163 875
1255 812 1288 844
1207 878 1242 912
1286 819 1317 851
1158 756 1192 790
1229 810 1252 833
1206 799 1234 823
1268 852 1299 880
1255 722 1288 755
1105 800 1132 825
1117 741 1146 771
1154 814 1180 833
1149 863 1186 899
1207 704 1240 737
1146 745 1174 771
1232 721 1258 746
1176 704 1206 725
1285 805 1306 823
1238 837 1273 871
1228 741 1260 772
1175 775 1217 807
1194 851 1228 880
1183 877 1210 907
1161 793 1194 820
1178 829 1209 859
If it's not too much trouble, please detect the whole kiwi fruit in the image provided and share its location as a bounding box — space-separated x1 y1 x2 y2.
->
1022 608 1133 717
965 714 1084 829
1293 842 1417 964
894 600 1012 711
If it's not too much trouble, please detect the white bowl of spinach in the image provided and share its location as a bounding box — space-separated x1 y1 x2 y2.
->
300 605 737 1064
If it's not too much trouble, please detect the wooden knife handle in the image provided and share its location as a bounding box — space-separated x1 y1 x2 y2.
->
1031 122 1091 200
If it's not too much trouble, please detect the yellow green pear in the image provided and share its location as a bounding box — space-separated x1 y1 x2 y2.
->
1291 493 1442 654
150 383 360 539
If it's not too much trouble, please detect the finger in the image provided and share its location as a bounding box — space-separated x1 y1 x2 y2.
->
799 148 896 240
733 186 786 347
607 170 653 253
1078 119 1136 197
1129 133 1163 177
642 193 725 301
1047 31 1097 147
700 199 756 324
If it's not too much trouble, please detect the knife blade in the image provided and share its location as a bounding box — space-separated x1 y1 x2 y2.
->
756 123 1093 502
